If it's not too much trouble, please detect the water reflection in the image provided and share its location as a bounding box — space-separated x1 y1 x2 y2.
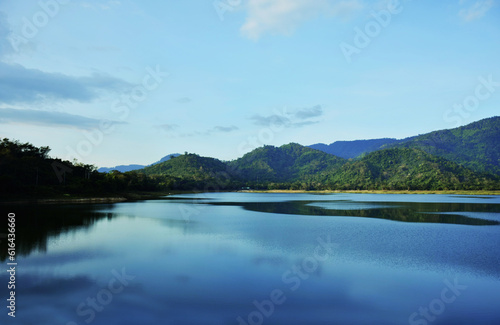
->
207 200 500 225
0 194 500 325
0 204 115 261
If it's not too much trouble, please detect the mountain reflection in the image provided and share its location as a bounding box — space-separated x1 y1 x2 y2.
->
0 204 115 261
1 198 498 262
208 200 500 225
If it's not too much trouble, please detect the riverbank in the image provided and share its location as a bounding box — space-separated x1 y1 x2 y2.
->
242 189 500 195
0 191 176 205
2 189 499 205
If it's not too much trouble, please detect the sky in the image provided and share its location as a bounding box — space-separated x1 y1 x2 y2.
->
0 0 499 167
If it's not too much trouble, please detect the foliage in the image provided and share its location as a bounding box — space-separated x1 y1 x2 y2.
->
386 116 500 175
1 116 499 198
309 138 402 159
0 138 160 198
228 143 345 182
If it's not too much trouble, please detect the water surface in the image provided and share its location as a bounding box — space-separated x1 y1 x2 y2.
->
1 193 499 325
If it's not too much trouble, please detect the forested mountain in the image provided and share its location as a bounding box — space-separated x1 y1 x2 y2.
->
98 164 147 173
98 153 181 173
387 116 500 175
142 153 227 178
2 116 499 198
309 138 403 159
310 116 500 175
228 143 345 183
324 148 498 190
140 153 240 190
139 143 498 191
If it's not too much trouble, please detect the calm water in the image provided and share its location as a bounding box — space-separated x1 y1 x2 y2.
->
1 193 500 325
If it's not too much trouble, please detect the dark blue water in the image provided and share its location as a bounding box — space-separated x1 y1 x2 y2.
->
1 193 500 325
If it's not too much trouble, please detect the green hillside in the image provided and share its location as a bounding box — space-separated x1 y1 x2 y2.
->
229 143 345 183
388 116 500 175
140 153 240 190
309 116 500 176
2 115 500 198
309 138 402 159
325 148 498 190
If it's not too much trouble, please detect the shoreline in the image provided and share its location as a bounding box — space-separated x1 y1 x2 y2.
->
0 196 128 205
242 189 500 195
2 189 499 205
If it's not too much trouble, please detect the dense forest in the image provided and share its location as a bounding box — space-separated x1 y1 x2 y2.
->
310 116 500 175
0 138 162 199
1 117 499 198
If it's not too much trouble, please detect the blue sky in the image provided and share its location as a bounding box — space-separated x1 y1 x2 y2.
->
0 0 499 167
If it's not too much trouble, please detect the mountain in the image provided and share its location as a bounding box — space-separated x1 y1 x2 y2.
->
310 116 500 175
324 147 498 190
226 142 498 190
229 143 346 183
140 153 237 189
1 132 499 196
98 153 181 173
149 153 182 166
135 140 499 191
309 138 403 159
98 164 147 173
387 117 500 175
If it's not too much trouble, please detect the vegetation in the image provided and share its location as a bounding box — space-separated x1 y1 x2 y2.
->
387 116 500 174
228 143 345 182
309 138 402 159
311 116 500 175
0 138 160 199
1 117 499 199
323 148 498 191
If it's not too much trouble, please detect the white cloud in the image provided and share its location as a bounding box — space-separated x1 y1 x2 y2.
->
459 0 495 22
240 0 363 40
0 108 126 130
0 62 131 104
250 105 323 128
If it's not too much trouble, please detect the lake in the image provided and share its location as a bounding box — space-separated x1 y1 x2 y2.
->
1 193 500 325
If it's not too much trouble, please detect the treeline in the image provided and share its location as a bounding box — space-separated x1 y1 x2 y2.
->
0 138 242 199
226 144 499 191
1 139 499 199
0 138 161 198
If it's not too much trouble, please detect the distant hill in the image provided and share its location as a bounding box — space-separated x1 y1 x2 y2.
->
310 116 500 175
228 143 345 183
325 147 498 190
98 164 147 173
133 137 499 190
224 143 498 190
2 123 499 195
139 153 238 189
309 138 403 159
98 153 180 173
142 153 227 178
149 153 182 166
388 117 500 175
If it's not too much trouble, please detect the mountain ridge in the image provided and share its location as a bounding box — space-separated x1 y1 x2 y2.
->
309 116 500 175
98 153 181 173
1 116 499 197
